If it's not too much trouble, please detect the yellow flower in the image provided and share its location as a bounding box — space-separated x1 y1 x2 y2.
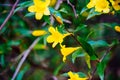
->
28 0 50 20
115 26 120 32
110 0 120 10
32 30 47 36
47 26 71 48
87 0 97 8
60 45 80 62
95 0 110 13
49 0 57 6
87 0 110 13
68 71 88 80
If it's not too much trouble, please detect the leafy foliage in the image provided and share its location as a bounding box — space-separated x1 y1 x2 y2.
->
0 0 120 80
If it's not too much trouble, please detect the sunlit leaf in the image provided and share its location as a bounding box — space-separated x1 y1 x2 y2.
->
85 53 91 69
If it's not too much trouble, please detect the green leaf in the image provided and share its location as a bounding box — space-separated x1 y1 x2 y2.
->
97 51 110 80
33 44 46 50
14 1 33 13
59 8 68 14
77 36 98 60
80 7 88 14
85 53 91 69
72 49 85 63
49 7 55 14
0 55 5 67
16 64 30 80
18 1 33 7
97 62 105 80
25 13 35 17
77 72 87 78
7 40 20 46
15 28 31 36
88 40 109 48
53 63 64 76
74 24 87 32
87 8 101 20
43 16 50 24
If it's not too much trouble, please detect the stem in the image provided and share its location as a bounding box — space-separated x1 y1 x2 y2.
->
11 37 40 80
0 0 19 30
66 0 77 18
90 46 113 80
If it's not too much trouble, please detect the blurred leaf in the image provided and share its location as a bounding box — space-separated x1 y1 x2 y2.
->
15 28 31 36
86 31 94 41
57 25 65 34
80 7 88 14
49 7 63 24
33 44 47 50
97 51 110 80
59 8 68 14
88 40 109 48
72 49 85 63
77 36 98 60
18 1 33 7
77 72 87 78
97 62 105 80
74 24 87 32
43 16 50 24
25 69 45 80
49 7 55 14
61 73 68 77
0 47 4 54
7 40 20 46
14 1 33 13
25 13 35 17
16 65 30 80
0 55 5 67
85 53 91 69
53 63 64 76
87 8 101 20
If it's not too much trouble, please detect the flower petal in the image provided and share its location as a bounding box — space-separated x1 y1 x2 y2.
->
47 35 54 43
48 26 56 33
44 8 50 15
28 5 35 12
35 13 43 20
32 30 47 36
52 42 58 48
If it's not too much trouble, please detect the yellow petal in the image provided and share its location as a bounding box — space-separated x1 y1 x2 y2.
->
52 42 58 48
47 35 54 43
28 5 35 12
115 26 120 32
87 0 97 8
48 26 55 33
44 8 50 15
45 0 51 6
63 33 72 38
49 0 57 6
32 30 47 36
60 46 80 62
68 71 88 80
35 13 43 20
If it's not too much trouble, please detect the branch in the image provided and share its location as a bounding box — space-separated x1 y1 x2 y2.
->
0 0 19 30
90 46 113 80
66 0 77 18
11 37 40 80
0 4 18 7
